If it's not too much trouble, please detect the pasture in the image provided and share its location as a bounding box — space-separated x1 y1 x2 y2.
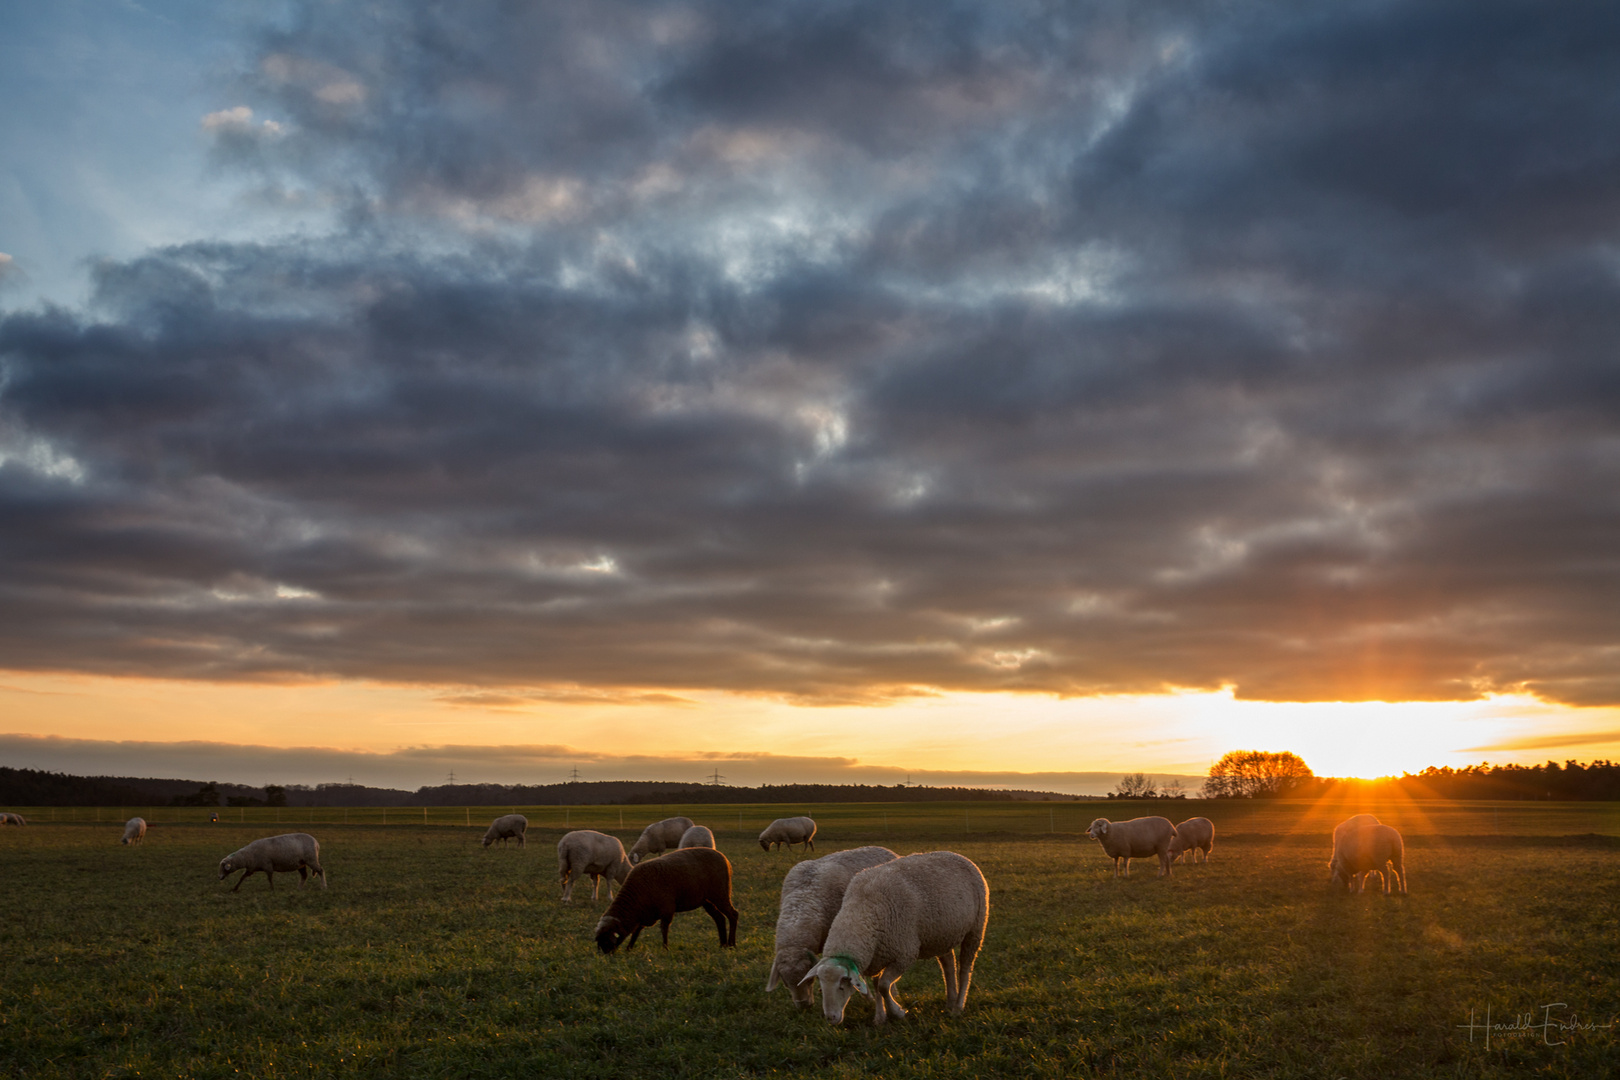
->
1 797 1617 1078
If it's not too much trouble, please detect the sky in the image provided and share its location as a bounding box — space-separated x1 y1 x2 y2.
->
2 1 1618 796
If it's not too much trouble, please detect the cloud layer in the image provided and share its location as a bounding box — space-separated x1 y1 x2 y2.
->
2 1 1617 706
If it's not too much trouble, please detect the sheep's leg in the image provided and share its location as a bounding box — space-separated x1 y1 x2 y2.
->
231 868 254 892
874 967 907 1022
954 927 984 1013
1123 857 1131 878
625 925 643 951
935 954 958 1004
560 870 574 903
659 916 674 948
517 833 525 848
590 874 602 901
298 865 310 887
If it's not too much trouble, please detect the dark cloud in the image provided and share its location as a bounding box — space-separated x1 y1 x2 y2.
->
2 0 1618 705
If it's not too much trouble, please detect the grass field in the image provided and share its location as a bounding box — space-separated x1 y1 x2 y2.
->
2 796 1617 1078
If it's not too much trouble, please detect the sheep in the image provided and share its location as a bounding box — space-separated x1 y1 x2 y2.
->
801 851 988 1025
678 824 716 849
1086 816 1178 878
1168 816 1215 864
629 816 695 864
557 829 632 903
1329 817 1407 894
767 846 900 1007
121 817 147 845
481 813 528 849
218 833 326 891
1330 814 1383 890
1 812 26 825
594 847 738 953
758 816 817 854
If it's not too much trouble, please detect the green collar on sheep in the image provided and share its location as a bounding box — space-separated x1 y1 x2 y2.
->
824 954 870 995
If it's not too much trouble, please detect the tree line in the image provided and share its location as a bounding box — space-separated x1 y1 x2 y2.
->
1107 752 1620 800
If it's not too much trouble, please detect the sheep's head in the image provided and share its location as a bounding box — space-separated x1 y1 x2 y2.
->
1086 818 1111 840
759 838 772 851
217 856 237 880
768 948 821 1007
594 915 631 954
802 955 871 1023
1327 859 1356 891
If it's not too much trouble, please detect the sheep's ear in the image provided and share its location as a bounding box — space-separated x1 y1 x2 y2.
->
799 958 832 985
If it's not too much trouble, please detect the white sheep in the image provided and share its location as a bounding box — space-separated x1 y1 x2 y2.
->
557 829 632 902
758 816 817 854
481 813 528 849
218 833 326 891
1086 816 1178 878
767 846 899 1007
678 824 716 849
1168 816 1215 863
801 851 989 1025
629 816 695 864
0 812 26 825
1329 817 1407 894
121 817 147 845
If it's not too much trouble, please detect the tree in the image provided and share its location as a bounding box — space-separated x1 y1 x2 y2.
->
1112 772 1157 798
1203 751 1314 798
264 785 287 807
1161 778 1187 799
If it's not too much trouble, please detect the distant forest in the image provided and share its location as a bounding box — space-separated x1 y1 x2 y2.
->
0 767 1084 808
3 759 1619 808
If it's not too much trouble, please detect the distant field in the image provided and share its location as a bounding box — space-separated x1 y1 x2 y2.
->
2 799 1617 1078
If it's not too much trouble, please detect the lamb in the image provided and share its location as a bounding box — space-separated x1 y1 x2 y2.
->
629 816 695 864
758 816 817 854
218 833 326 891
0 812 26 825
767 846 900 1007
678 824 716 849
1168 816 1215 864
1085 816 1178 878
801 851 988 1025
557 829 632 903
481 813 528 849
594 847 738 953
1329 817 1407 894
121 817 147 845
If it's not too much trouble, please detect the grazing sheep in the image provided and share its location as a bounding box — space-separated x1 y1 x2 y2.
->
629 816 695 864
759 816 817 854
768 846 900 1007
1168 817 1215 864
481 813 528 849
1329 817 1407 894
594 848 738 953
1330 814 1382 890
557 830 632 903
218 833 326 891
802 851 988 1025
1086 816 1178 878
1 812 26 825
678 824 716 849
121 817 147 845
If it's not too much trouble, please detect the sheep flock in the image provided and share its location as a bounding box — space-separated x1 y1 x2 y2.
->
1 803 1411 1029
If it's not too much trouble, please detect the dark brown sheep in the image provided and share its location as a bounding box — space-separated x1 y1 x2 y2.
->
593 848 738 953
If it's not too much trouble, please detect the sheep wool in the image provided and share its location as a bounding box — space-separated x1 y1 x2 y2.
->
767 846 899 1007
802 850 988 1025
557 829 632 903
629 816 695 864
218 833 326 892
594 848 738 953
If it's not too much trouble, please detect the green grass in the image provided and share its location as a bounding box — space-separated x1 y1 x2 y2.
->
2 800 1617 1078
